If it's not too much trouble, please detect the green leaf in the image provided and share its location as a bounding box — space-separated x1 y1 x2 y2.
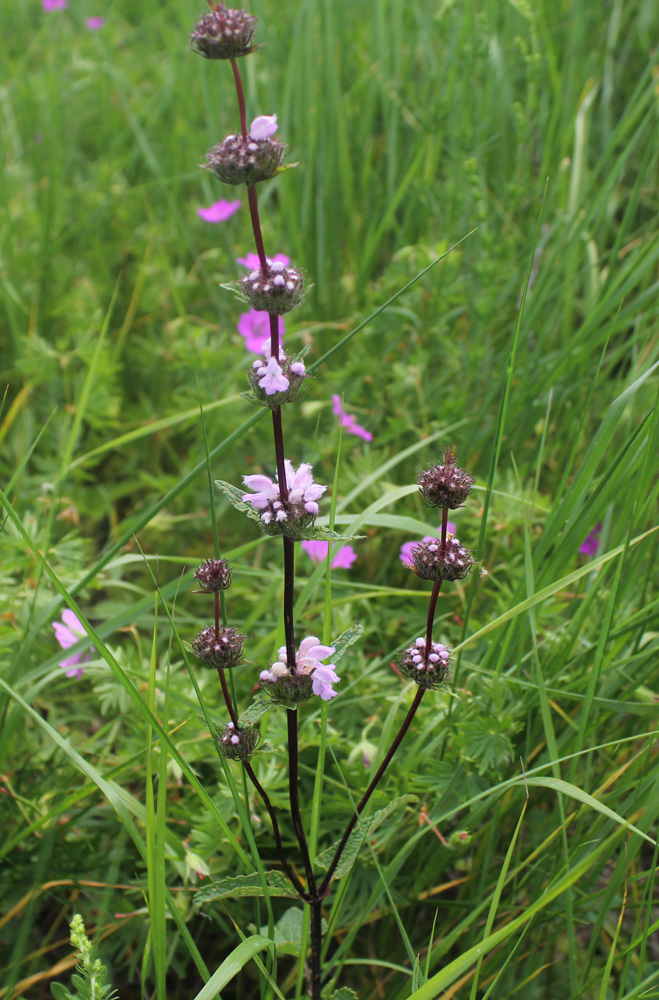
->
238 694 271 728
314 794 417 880
331 622 363 663
194 871 298 908
329 989 360 1000
412 956 424 991
50 984 72 1000
190 935 275 1000
260 906 305 957
306 526 365 542
215 480 264 524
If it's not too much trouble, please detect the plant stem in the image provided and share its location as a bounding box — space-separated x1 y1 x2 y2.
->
243 760 309 899
424 579 442 660
309 899 323 1000
230 57 248 140
287 709 317 894
216 667 239 727
247 185 268 271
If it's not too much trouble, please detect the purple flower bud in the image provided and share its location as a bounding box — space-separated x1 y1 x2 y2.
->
204 133 286 187
217 722 260 760
418 447 473 510
409 536 474 582
398 638 451 689
190 3 258 60
249 114 278 139
240 261 305 315
193 558 232 593
191 626 245 669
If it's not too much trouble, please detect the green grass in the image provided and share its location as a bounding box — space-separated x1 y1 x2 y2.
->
1 0 659 998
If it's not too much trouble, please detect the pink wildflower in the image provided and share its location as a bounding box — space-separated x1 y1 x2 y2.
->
301 540 357 570
237 252 290 270
86 16 105 29
52 610 92 679
238 309 285 353
249 114 278 140
332 395 372 442
579 523 602 557
197 199 241 223
43 0 67 9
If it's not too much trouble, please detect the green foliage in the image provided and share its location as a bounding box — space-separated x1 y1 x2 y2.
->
50 915 118 1000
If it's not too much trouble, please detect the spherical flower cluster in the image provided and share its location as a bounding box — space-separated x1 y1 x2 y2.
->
190 3 258 60
205 117 285 187
409 536 474 582
240 259 305 315
191 626 245 669
418 447 473 510
246 339 308 407
217 721 260 760
398 637 451 689
242 460 326 538
260 636 340 704
193 558 232 593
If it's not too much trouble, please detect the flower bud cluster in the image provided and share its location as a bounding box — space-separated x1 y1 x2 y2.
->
242 460 326 538
246 341 308 407
410 536 474 582
240 260 305 315
190 3 258 60
260 636 340 705
418 447 473 510
398 637 451 690
193 558 232 593
191 625 245 669
217 720 260 760
205 132 286 187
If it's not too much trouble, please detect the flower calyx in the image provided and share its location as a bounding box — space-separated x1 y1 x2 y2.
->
190 3 259 60
205 128 286 187
398 638 451 690
217 720 260 760
239 260 305 315
409 535 474 583
193 558 232 593
191 626 245 669
418 447 473 510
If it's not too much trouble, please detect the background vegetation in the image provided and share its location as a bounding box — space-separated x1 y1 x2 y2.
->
1 0 658 997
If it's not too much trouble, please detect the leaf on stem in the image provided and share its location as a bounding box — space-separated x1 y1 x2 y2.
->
194 871 297 908
331 621 363 663
314 794 418 880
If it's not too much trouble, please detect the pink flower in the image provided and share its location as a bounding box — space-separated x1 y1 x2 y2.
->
253 355 289 395
579 523 602 557
332 395 372 442
261 636 340 701
302 540 357 570
238 309 285 353
43 0 67 9
242 460 326 526
52 610 92 679
400 525 456 568
197 199 241 223
249 115 278 140
86 16 105 29
237 252 290 270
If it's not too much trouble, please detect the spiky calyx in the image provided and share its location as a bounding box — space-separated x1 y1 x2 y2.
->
397 638 451 689
260 672 314 706
217 721 260 760
191 626 245 669
418 447 473 510
190 3 258 60
410 536 474 582
240 261 305 315
193 558 232 593
204 134 286 186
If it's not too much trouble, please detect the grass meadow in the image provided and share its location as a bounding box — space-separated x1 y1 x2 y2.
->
1 0 659 997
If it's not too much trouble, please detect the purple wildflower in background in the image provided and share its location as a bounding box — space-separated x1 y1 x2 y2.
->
237 252 290 270
332 395 372 442
400 523 456 568
197 199 241 223
43 0 67 9
238 309 285 353
301 540 357 569
86 16 105 29
53 610 92 679
579 522 602 557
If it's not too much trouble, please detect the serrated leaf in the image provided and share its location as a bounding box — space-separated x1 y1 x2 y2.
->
215 480 263 524
255 740 277 754
194 871 298 909
238 694 271 728
239 391 261 407
260 906 305 957
329 989 360 1000
315 794 417 880
307 526 365 542
332 622 363 663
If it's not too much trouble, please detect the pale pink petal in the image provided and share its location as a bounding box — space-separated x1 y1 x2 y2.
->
330 546 357 569
249 114 278 140
197 199 241 223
